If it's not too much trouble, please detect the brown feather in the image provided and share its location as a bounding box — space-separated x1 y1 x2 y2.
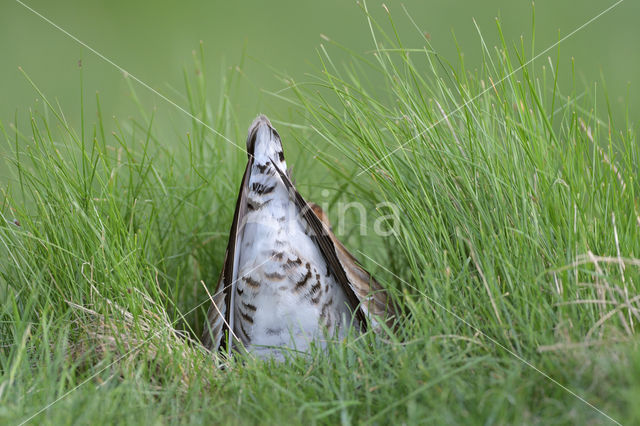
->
201 158 252 353
308 203 398 330
271 161 396 330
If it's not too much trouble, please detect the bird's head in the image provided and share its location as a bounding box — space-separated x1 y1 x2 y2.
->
246 114 285 167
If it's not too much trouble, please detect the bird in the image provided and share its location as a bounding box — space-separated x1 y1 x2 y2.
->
201 115 396 360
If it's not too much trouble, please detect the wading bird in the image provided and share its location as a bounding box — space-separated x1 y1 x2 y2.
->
202 115 395 360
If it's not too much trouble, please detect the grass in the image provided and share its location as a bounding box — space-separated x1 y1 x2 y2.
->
1 6 639 425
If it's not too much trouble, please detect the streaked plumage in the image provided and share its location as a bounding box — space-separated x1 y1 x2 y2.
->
202 115 395 359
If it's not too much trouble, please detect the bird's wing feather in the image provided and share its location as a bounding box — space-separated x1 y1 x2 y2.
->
201 252 228 350
201 159 252 353
309 201 397 328
328 229 398 329
272 161 396 329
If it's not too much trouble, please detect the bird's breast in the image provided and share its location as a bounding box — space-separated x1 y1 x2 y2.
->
232 163 350 358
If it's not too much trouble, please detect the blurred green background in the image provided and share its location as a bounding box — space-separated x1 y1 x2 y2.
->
1 0 638 136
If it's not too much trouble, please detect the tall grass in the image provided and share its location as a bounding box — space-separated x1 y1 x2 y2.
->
1 6 639 424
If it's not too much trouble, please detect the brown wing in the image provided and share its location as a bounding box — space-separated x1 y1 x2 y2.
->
200 252 229 350
271 161 396 330
308 203 398 330
201 158 252 354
